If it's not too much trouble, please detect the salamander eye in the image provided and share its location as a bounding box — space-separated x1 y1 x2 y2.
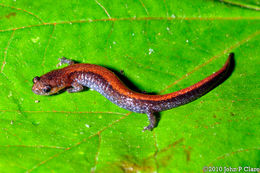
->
33 76 40 83
42 86 51 93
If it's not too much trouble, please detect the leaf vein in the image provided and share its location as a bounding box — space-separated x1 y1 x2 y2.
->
0 3 45 23
0 16 259 33
94 0 111 18
1 30 15 73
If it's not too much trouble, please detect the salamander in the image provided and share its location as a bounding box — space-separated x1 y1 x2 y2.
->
32 53 234 131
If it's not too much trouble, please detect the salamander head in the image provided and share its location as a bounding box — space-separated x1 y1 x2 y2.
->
32 76 64 95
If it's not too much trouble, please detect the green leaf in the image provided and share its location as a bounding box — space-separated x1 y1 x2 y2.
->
0 0 259 172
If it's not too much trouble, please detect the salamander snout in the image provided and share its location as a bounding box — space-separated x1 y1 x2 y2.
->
32 76 53 95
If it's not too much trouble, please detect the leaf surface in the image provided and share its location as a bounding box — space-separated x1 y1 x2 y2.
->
0 0 259 172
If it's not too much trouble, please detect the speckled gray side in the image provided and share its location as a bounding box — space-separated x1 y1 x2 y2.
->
73 71 152 113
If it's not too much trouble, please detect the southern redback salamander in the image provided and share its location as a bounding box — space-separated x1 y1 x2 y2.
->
32 53 234 131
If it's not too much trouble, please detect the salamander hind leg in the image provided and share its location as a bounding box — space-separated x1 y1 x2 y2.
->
67 82 84 93
143 112 157 132
57 57 75 67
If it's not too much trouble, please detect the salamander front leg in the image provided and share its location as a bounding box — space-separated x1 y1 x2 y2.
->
57 57 75 67
143 112 157 132
67 82 84 93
